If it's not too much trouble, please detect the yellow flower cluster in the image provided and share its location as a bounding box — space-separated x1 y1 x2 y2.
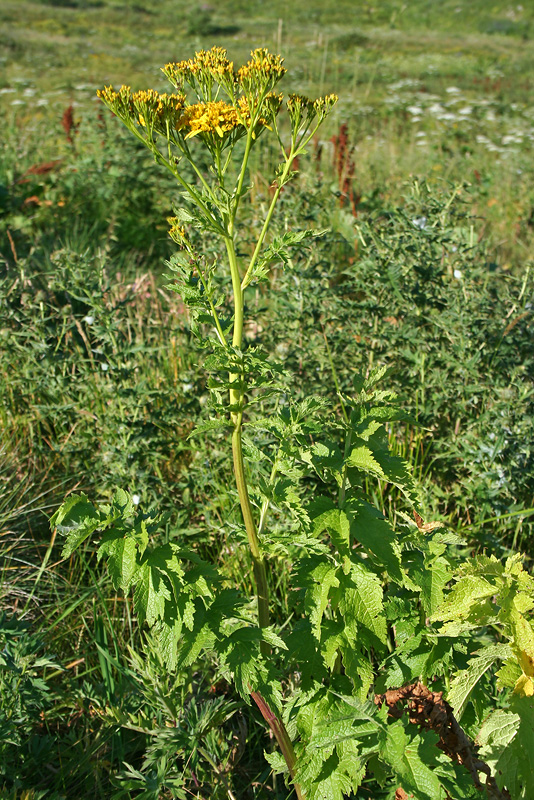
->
237 49 286 88
178 100 240 139
167 217 187 243
313 93 339 115
176 96 276 142
132 89 186 130
162 47 234 92
97 84 133 117
97 49 336 150
97 85 186 133
286 92 339 129
162 47 286 102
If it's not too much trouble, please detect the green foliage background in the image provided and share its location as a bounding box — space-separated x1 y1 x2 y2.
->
1 1 533 798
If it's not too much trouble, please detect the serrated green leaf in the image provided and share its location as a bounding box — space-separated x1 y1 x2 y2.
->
337 562 387 649
301 559 339 641
264 750 289 775
477 696 534 798
346 496 403 583
448 643 514 719
188 417 229 438
431 575 496 625
310 497 351 553
476 708 520 752
380 723 445 800
261 627 288 651
98 534 138 593
134 560 171 626
410 552 451 616
496 658 522 690
347 445 384 476
53 494 106 557
111 488 135 516
153 617 182 672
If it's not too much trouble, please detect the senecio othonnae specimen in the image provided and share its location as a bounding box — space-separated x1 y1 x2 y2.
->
98 48 336 643
97 47 337 795
54 45 532 800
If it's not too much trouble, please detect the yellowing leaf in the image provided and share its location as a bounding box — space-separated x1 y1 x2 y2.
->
514 674 534 697
512 614 534 665
431 575 495 624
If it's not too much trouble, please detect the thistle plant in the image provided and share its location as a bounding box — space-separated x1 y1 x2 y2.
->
52 48 534 799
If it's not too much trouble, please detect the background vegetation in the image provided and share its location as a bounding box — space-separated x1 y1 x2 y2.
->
1 1 533 797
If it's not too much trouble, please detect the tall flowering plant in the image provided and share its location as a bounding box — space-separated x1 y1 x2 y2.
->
97 47 336 647
52 48 533 800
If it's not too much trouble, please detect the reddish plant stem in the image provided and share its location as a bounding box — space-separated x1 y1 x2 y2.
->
250 690 305 800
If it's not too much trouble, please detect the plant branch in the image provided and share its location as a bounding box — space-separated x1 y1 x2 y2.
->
250 690 305 800
240 150 296 290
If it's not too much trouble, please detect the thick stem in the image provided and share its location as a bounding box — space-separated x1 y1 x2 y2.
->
225 235 270 638
250 691 305 800
232 422 270 632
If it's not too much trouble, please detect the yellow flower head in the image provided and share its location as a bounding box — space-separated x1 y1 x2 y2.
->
132 89 186 132
313 94 339 118
97 85 134 119
162 47 236 100
286 92 338 131
167 217 187 244
234 95 278 137
286 93 314 127
237 49 286 98
97 85 185 134
178 100 240 140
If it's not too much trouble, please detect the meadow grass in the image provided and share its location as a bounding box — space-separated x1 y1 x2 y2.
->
1 2 533 797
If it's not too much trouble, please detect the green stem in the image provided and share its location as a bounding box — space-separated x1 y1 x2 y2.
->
250 691 305 800
131 128 225 235
225 235 270 637
232 128 255 225
241 150 296 289
232 420 270 632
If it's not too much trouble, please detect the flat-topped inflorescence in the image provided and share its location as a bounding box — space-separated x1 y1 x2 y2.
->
97 47 337 157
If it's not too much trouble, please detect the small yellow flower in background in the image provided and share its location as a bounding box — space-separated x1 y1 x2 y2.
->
167 217 188 244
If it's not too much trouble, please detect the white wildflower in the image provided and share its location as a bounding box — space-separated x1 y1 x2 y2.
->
412 216 427 230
